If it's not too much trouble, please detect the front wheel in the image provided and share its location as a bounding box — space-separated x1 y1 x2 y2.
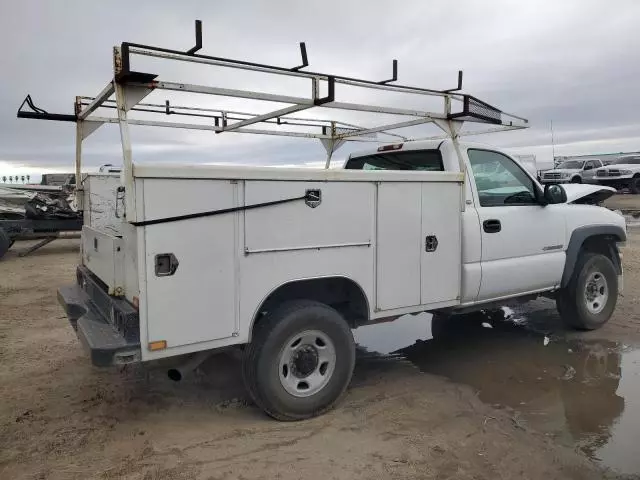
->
571 176 582 184
629 176 640 194
556 252 618 330
243 300 355 421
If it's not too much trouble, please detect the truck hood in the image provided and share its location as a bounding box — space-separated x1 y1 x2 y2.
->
562 183 616 204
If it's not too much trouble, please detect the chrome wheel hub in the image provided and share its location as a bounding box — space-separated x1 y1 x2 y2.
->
584 271 608 315
278 330 336 397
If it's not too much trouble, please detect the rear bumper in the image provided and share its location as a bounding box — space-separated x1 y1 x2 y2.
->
58 268 140 367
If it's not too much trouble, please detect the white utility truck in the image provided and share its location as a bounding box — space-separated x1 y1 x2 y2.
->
18 22 626 420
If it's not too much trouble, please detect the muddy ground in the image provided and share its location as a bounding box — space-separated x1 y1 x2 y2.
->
605 193 640 212
1 197 640 480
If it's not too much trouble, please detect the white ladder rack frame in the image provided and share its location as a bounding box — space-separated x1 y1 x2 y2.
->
16 21 529 223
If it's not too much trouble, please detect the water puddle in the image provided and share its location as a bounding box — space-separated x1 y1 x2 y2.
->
354 309 640 475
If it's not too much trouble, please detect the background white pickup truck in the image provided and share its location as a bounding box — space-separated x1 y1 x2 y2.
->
540 159 603 184
595 155 640 193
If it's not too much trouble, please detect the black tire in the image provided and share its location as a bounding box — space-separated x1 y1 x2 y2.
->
431 309 505 339
630 176 640 194
556 252 618 330
242 300 355 421
0 228 11 259
571 176 582 184
430 312 451 339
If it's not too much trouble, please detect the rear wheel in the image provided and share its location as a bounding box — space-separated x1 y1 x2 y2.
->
630 176 640 194
556 252 618 330
243 300 355 421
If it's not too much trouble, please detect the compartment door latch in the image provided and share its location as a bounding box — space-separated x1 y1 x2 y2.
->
425 235 438 252
155 253 179 276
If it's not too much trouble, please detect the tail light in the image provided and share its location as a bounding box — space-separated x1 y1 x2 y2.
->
377 143 403 152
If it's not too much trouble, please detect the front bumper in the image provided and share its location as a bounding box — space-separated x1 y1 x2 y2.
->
595 177 632 188
58 267 140 367
540 177 570 184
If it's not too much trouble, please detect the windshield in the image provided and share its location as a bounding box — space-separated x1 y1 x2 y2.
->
557 161 584 169
612 157 640 165
345 149 444 171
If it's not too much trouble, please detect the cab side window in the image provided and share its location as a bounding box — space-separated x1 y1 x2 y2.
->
468 149 537 207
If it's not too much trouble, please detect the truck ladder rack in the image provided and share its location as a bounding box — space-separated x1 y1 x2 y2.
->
16 19 528 222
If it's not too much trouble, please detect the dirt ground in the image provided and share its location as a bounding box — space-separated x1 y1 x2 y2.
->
604 193 640 212
1 198 639 480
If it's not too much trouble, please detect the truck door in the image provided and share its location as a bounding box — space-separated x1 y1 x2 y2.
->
142 179 238 353
466 149 566 301
420 182 461 305
376 182 422 310
376 181 462 310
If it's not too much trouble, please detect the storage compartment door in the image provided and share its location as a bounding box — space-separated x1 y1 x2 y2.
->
420 183 461 304
142 179 238 349
82 226 124 295
376 183 422 310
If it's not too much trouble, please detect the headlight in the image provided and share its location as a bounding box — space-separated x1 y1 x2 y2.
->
620 170 632 175
561 172 570 178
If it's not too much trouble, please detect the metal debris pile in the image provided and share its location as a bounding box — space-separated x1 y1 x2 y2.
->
0 185 80 220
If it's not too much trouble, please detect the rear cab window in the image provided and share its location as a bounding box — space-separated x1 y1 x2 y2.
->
345 149 444 171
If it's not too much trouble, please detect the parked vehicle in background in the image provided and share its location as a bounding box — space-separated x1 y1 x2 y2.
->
540 159 603 184
594 156 640 193
40 173 75 187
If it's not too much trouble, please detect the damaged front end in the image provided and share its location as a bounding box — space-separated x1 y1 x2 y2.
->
561 184 617 205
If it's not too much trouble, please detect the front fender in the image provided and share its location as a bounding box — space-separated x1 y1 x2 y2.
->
561 225 626 287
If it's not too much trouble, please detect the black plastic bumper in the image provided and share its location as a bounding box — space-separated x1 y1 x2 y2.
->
595 178 630 188
58 269 141 367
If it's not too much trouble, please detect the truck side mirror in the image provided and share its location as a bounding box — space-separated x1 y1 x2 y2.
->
543 184 567 205
584 165 593 171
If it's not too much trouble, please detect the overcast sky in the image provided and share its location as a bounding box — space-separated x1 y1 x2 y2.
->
1 0 639 180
